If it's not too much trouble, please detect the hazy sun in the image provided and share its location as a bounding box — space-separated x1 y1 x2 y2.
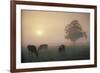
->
36 30 44 37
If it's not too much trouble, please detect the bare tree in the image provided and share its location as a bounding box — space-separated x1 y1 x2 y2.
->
65 20 87 45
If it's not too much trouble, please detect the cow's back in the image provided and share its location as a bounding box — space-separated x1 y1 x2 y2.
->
38 44 48 51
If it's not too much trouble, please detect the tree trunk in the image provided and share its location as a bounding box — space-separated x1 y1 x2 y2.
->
73 41 76 47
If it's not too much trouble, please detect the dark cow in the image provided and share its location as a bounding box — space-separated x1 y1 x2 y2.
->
58 45 66 53
27 45 38 57
38 44 48 51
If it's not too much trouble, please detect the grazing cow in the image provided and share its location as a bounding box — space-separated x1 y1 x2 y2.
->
58 45 66 53
38 44 48 51
27 45 38 57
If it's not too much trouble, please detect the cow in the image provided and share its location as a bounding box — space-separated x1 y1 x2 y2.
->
58 45 66 53
27 45 38 57
38 44 48 51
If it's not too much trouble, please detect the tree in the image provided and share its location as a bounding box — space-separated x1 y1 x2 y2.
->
65 20 87 45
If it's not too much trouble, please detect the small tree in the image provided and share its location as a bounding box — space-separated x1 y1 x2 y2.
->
65 20 87 45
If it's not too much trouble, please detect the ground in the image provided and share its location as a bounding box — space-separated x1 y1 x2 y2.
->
21 45 90 63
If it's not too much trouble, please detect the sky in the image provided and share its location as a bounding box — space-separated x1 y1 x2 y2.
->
21 10 90 48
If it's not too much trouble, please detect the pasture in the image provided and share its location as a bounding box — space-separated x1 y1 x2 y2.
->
21 45 90 63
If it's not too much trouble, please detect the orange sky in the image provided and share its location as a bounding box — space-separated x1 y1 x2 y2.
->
21 10 90 48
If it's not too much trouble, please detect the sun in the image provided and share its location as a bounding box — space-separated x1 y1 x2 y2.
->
36 30 44 37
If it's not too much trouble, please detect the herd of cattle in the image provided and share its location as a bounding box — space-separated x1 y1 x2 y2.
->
27 44 66 57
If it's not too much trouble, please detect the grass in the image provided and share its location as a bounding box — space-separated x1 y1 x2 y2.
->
21 45 90 63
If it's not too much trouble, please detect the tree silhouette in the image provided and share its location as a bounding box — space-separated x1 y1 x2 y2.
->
65 20 87 45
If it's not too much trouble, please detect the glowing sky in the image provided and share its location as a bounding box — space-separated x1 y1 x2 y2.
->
21 10 90 48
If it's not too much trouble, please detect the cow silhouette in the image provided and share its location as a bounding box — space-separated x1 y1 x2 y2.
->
58 45 66 53
38 44 48 51
27 45 38 57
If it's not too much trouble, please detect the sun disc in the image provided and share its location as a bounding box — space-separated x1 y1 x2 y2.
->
36 30 43 36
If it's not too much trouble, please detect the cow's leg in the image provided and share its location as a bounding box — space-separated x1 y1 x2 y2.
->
35 52 38 57
34 50 38 57
29 51 32 57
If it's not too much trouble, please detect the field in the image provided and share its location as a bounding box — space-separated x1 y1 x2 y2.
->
21 45 90 63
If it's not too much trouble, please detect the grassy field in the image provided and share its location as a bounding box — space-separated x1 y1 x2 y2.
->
21 45 90 63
